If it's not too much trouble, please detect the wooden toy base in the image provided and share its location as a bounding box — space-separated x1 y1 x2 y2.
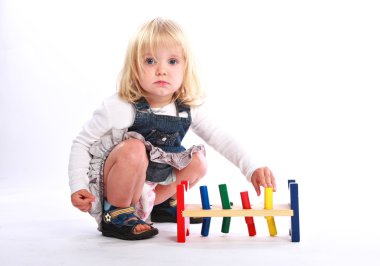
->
176 180 300 243
182 203 293 217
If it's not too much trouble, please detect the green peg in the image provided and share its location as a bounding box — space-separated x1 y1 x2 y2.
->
219 184 232 233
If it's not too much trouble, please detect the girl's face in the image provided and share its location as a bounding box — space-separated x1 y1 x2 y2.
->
139 45 185 107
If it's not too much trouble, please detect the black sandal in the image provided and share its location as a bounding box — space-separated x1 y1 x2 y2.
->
151 198 203 224
101 207 159 240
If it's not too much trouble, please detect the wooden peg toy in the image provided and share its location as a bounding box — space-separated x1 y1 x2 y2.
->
177 181 190 243
200 186 211 237
264 187 277 236
176 179 300 243
218 184 232 233
240 191 256 236
289 181 300 242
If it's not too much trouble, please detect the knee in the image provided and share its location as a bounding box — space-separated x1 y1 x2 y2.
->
114 139 148 167
191 152 208 178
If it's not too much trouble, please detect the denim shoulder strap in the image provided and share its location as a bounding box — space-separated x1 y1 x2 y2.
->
175 101 191 116
134 98 150 111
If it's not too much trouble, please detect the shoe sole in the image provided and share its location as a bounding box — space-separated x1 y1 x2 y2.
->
102 228 159 241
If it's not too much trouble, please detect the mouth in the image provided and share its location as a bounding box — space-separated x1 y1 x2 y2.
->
154 80 170 86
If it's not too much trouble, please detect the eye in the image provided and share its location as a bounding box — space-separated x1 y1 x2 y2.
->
168 58 178 65
145 57 156 65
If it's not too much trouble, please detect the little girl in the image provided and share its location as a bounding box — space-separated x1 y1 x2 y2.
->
69 17 276 240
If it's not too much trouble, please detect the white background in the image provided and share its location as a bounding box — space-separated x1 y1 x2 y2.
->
1 0 379 265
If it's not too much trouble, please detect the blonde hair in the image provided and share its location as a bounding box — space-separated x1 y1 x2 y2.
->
118 17 205 106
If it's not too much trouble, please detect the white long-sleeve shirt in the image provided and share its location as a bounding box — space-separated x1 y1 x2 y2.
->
68 94 257 194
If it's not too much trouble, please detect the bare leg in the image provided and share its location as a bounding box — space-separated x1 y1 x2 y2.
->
154 152 207 205
104 139 150 232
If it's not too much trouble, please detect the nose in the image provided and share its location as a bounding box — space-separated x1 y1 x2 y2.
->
155 62 167 76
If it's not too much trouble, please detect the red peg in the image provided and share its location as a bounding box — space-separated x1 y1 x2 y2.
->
240 191 256 236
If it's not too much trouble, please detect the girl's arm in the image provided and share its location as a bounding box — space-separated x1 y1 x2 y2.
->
68 94 135 194
190 103 276 195
68 101 112 194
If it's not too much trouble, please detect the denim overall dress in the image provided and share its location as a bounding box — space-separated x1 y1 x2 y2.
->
88 98 205 226
129 98 191 183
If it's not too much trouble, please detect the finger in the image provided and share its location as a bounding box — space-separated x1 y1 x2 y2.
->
84 197 95 203
252 177 261 196
83 206 91 212
76 200 93 211
84 191 95 200
271 172 277 192
72 195 85 206
79 190 94 199
258 169 267 188
264 167 272 187
72 197 86 207
71 196 83 207
80 204 91 212
74 202 85 209
71 193 80 202
74 198 90 207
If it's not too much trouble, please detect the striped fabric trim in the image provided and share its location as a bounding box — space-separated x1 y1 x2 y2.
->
109 207 135 219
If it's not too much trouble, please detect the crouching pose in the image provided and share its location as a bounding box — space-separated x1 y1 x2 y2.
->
68 17 276 240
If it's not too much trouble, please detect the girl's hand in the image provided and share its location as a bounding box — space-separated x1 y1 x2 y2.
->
251 167 277 196
71 189 95 212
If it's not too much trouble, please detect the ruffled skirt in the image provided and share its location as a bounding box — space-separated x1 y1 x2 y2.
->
87 129 205 228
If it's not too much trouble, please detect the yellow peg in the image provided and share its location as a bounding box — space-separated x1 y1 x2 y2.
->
264 187 273 209
264 187 277 236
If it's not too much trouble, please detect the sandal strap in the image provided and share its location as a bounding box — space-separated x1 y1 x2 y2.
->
109 207 135 219
105 207 151 227
121 212 151 227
